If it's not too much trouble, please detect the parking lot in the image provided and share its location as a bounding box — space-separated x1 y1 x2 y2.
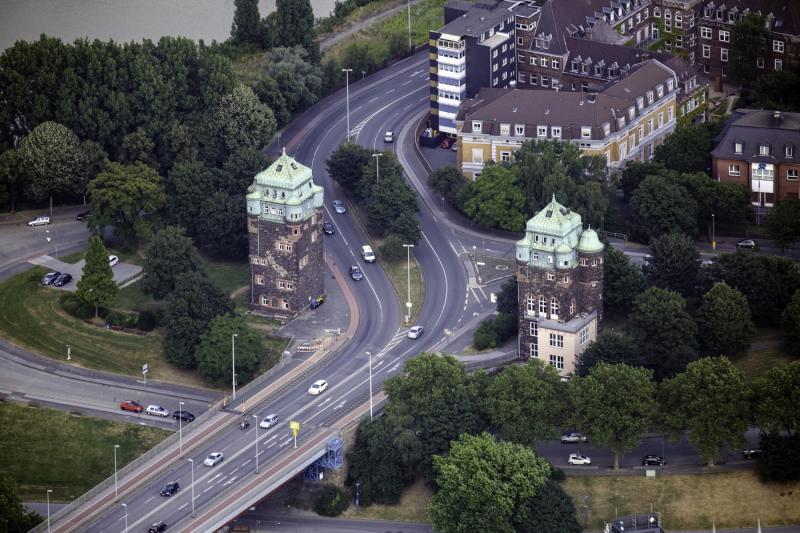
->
28 255 142 291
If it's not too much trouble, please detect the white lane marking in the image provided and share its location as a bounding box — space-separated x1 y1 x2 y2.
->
203 486 213 493
280 439 292 448
267 442 277 448
318 397 332 407
387 88 395 93
217 475 227 484
241 459 252 466
333 401 347 410
144 496 154 504
207 473 221 484
178 503 188 511
230 467 239 475
223 476 237 487
368 97 379 103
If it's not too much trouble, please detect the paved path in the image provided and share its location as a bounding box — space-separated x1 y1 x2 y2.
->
319 0 424 51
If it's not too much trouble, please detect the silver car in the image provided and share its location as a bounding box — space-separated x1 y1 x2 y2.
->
333 200 346 214
146 405 170 418
27 216 50 227
259 414 279 429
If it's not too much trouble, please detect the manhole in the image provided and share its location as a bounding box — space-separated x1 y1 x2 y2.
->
495 264 509 271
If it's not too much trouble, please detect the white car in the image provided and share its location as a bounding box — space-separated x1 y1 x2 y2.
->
361 245 375 263
308 379 328 395
561 432 588 444
108 255 119 267
407 326 424 339
203 452 224 467
568 453 592 465
146 405 169 418
27 216 50 227
384 131 394 143
259 414 279 429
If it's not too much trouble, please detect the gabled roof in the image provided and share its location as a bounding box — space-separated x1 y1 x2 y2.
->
711 109 800 164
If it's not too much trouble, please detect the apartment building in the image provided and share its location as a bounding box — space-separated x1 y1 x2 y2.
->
456 59 679 177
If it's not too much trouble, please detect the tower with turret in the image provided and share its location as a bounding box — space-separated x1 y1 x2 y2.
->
246 149 325 320
515 196 604 377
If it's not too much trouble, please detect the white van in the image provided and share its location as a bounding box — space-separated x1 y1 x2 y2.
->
361 245 376 263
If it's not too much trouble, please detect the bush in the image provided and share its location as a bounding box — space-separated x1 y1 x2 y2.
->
106 310 139 329
59 293 100 320
493 312 518 345
136 309 162 331
312 485 351 517
756 433 800 483
474 319 498 350
379 234 404 262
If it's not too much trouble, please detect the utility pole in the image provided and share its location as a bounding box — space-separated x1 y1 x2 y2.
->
403 244 415 322
342 68 353 142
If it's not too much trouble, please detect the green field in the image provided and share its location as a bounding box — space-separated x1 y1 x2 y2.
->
383 256 425 324
0 402 169 501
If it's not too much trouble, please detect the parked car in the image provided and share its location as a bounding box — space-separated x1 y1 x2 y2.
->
146 405 169 418
260 414 279 429
407 325 424 339
384 131 394 143
349 265 364 281
736 239 756 249
148 522 168 533
53 273 73 287
41 271 61 286
75 210 93 221
172 410 195 422
568 453 592 465
308 379 328 395
742 448 762 460
323 221 335 235
120 400 144 413
309 294 326 309
440 137 453 149
642 455 666 466
333 200 346 214
203 452 224 466
361 245 375 263
561 432 588 444
27 216 50 227
160 481 180 497
108 254 119 266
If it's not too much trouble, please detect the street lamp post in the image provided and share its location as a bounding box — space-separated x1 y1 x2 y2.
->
712 213 716 250
46 489 52 533
231 333 237 400
366 351 373 419
179 401 184 456
121 503 128 533
403 244 415 322
372 153 383 182
188 458 195 517
407 0 412 49
361 70 366 84
342 68 353 141
113 444 120 497
253 414 260 474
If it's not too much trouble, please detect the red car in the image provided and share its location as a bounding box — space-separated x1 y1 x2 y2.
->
120 400 144 413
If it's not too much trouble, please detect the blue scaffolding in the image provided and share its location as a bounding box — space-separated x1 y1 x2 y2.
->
303 436 344 481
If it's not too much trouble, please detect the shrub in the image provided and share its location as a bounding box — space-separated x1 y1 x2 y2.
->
379 234 405 262
756 433 800 483
136 309 162 331
59 293 100 320
493 312 518 345
473 319 498 350
106 310 139 329
312 485 351 517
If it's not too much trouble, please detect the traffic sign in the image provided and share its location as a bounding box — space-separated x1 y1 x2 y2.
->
142 363 149 374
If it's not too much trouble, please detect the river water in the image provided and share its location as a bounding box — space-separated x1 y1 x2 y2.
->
0 0 338 51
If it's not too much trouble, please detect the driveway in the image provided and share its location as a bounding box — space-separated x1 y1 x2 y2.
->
27 255 141 291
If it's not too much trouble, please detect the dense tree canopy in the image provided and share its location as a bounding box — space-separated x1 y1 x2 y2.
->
631 174 698 241
576 331 644 376
428 166 466 207
263 46 323 115
731 13 769 88
141 226 203 299
766 198 800 251
462 166 526 231
752 361 800 435
327 142 373 194
603 246 646 315
195 314 264 386
645 232 700 297
653 123 714 174
276 0 319 62
784 289 800 357
0 472 42 532
18 121 88 202
209 85 276 162
519 480 581 533
696 282 754 356
230 0 265 47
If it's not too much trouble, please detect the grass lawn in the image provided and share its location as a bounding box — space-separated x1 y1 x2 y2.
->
341 477 433 522
564 471 800 530
204 259 251 298
0 402 169 502
733 327 796 380
58 251 84 264
383 256 424 324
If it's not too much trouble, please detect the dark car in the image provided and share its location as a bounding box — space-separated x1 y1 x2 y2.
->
160 481 180 497
53 273 73 287
148 521 168 533
75 210 93 221
323 221 335 235
349 265 364 281
642 454 666 466
172 410 195 422
41 271 61 286
743 448 762 459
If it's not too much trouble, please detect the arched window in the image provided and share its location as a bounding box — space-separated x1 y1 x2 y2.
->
539 296 547 314
527 295 536 313
551 298 559 316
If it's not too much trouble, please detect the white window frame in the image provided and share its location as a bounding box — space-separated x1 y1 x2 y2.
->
719 30 730 43
788 169 799 181
551 126 561 138
774 40 784 53
728 164 740 176
702 44 710 58
720 48 728 62
701 26 711 39
759 144 770 156
549 333 564 348
472 121 482 133
515 124 525 136
537 125 548 138
775 59 783 71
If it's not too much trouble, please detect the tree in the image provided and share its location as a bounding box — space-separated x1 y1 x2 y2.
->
164 271 234 368
603 247 646 315
76 235 118 317
196 314 264 386
326 142 372 194
756 433 800 483
264 47 323 115
253 76 291 128
519 480 581 533
195 191 249 259
387 210 422 244
766 198 800 251
0 472 42 532
365 176 419 238
485 360 566 447
276 0 319 62
88 162 167 241
631 174 697 241
219 147 270 196
0 149 25 211
576 331 644 376
18 121 88 204
209 85 276 160
165 159 215 231
784 289 800 356
569 363 656 469
620 161 663 201
573 181 609 229
696 282 754 356
659 357 750 465
341 41 383 75
495 278 518 317
629 287 698 380
120 128 155 165
645 232 700 297
428 166 466 207
379 234 404 262
428 433 551 533
81 140 110 186
462 166 526 231
230 0 264 46
653 124 713 174
753 361 800 436
141 226 203 299
731 13 769 88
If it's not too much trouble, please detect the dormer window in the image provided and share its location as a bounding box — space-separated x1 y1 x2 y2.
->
636 96 644 110
654 7 660 17
594 64 603 76
551 126 561 138
716 9 722 20
472 121 482 133
500 123 511 136
537 125 548 137
647 90 654 104
581 126 592 139
734 141 743 154
515 124 525 136
667 78 674 91
656 84 664 98
704 6 711 17
602 122 611 136
571 60 578 72
759 144 770 156
628 107 635 120
785 145 794 158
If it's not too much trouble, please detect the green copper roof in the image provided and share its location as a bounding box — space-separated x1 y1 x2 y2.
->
525 195 582 237
578 228 604 253
253 149 311 189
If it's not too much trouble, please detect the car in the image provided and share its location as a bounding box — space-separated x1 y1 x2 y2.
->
120 400 144 413
384 131 394 143
308 379 328 395
160 481 180 497
561 432 588 444
41 271 61 286
27 216 50 227
259 414 279 429
53 273 73 287
349 265 364 281
742 448 762 460
146 405 169 418
148 521 168 533
203 452 224 466
108 255 119 267
568 453 592 465
75 210 93 221
361 245 376 263
737 239 756 249
323 221 335 235
642 455 666 466
407 325 424 339
440 137 453 149
333 200 346 214
172 410 195 422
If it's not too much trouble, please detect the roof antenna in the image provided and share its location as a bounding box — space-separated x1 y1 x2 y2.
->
282 146 286 156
